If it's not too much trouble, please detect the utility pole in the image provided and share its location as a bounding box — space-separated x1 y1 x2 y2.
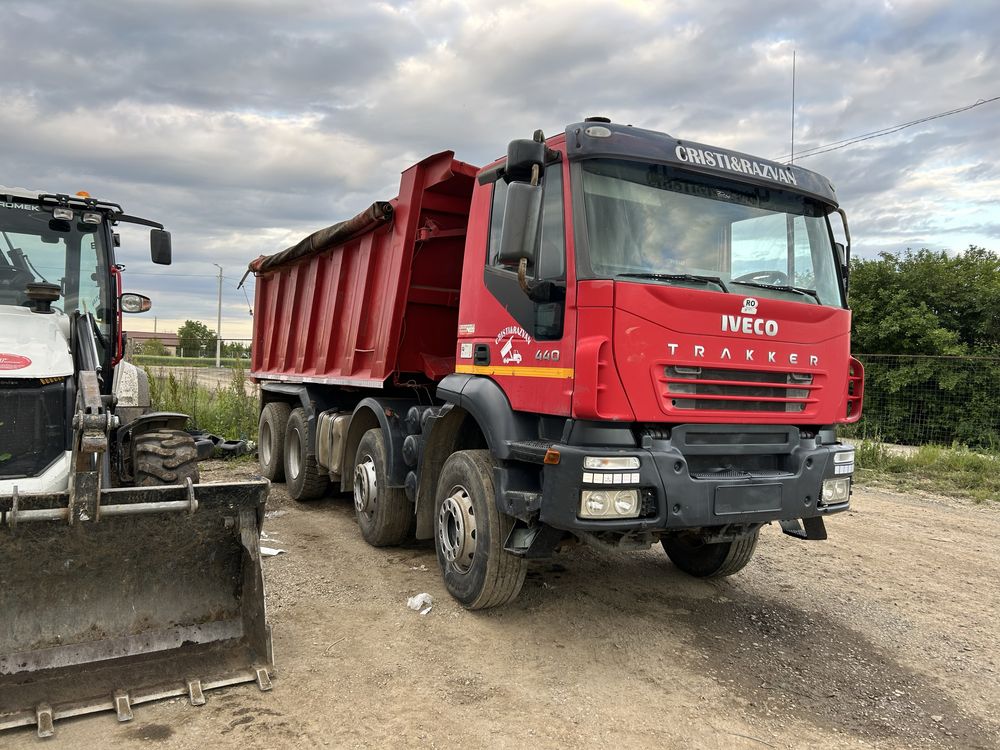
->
213 263 223 367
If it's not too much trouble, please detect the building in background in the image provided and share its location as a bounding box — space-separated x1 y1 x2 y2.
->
126 330 180 357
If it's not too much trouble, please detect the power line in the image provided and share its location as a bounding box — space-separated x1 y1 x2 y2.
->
775 95 1000 162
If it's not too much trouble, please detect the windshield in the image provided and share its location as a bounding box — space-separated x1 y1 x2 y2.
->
579 159 844 307
0 202 111 327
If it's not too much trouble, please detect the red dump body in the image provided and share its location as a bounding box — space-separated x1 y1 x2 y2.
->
251 152 477 386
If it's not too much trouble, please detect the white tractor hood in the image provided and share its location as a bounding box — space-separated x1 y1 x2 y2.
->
0 306 74 378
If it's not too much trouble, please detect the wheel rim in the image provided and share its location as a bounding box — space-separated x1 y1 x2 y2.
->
438 484 477 573
286 428 301 480
354 455 377 515
260 421 272 465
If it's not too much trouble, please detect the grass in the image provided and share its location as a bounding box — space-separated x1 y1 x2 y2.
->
135 355 248 369
145 366 259 441
854 440 1000 503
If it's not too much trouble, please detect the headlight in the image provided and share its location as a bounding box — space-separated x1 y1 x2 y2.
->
580 489 639 519
584 456 640 470
821 478 851 505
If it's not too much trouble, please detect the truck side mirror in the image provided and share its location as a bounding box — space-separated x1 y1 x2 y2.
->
833 208 852 294
150 229 172 265
505 138 546 183
835 241 847 268
496 181 542 269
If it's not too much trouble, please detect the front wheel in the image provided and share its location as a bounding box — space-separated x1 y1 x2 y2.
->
661 529 759 578
434 450 527 609
133 429 200 486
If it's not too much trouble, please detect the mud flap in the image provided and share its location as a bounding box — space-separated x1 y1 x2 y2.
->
0 480 272 737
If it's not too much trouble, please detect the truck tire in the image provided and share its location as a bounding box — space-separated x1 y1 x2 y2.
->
283 407 329 501
434 450 527 609
353 428 413 546
661 529 759 578
258 401 290 481
133 429 200 486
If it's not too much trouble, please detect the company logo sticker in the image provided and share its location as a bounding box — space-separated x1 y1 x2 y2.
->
495 325 531 365
0 353 31 370
741 297 758 315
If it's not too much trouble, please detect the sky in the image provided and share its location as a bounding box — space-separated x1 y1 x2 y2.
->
2 0 998 339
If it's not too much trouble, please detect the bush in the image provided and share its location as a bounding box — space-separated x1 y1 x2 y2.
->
854 439 1000 502
145 366 258 441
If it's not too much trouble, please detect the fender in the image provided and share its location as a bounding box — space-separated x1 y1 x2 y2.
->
343 397 413 489
260 382 336 456
436 374 537 459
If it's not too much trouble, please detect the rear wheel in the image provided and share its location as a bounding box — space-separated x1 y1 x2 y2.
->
258 401 290 481
353 428 413 546
283 407 329 500
661 529 759 578
133 429 200 486
434 450 527 609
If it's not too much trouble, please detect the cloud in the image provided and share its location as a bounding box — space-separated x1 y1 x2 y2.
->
2 0 999 335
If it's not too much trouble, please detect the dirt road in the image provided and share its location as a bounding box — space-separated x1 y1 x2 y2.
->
9 467 999 749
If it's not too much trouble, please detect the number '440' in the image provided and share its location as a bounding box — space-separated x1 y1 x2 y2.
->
535 350 560 362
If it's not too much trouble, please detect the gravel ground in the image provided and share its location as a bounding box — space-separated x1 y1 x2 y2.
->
7 463 999 749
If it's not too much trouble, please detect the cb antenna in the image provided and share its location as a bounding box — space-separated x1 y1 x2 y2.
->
789 49 796 164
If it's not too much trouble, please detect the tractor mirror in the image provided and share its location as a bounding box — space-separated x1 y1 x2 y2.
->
120 293 152 314
835 241 848 268
496 181 542 269
150 229 172 265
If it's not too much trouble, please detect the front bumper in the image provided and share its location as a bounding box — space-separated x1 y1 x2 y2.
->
537 424 852 533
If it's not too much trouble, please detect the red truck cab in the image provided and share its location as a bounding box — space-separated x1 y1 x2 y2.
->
250 119 863 609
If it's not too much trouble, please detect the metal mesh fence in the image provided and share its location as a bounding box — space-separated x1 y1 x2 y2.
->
846 354 1000 450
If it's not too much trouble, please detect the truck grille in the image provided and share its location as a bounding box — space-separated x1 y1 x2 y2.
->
661 366 818 413
0 378 67 479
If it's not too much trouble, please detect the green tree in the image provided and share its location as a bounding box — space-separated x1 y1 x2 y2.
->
850 247 1000 355
141 338 167 356
222 340 249 358
848 247 1000 447
177 320 217 358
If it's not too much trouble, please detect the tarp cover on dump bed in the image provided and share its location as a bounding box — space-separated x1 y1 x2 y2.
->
247 201 394 274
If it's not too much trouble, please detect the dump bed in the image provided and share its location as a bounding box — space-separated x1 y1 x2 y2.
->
249 151 477 386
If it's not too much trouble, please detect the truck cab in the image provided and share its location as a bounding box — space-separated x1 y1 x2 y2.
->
446 121 861 580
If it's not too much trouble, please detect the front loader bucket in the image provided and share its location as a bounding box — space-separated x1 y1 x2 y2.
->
0 480 272 737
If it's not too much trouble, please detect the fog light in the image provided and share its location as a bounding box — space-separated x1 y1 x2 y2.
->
53 207 73 220
580 489 639 518
82 212 102 224
821 478 851 505
584 456 640 470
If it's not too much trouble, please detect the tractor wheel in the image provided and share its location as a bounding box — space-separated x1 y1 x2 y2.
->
134 429 200 486
283 407 329 501
434 450 527 609
353 428 413 546
258 401 291 481
661 529 759 578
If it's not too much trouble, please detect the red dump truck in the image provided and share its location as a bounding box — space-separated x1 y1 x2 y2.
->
247 118 863 609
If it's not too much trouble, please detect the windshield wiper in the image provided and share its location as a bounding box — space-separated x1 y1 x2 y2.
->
618 273 729 293
730 280 820 302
